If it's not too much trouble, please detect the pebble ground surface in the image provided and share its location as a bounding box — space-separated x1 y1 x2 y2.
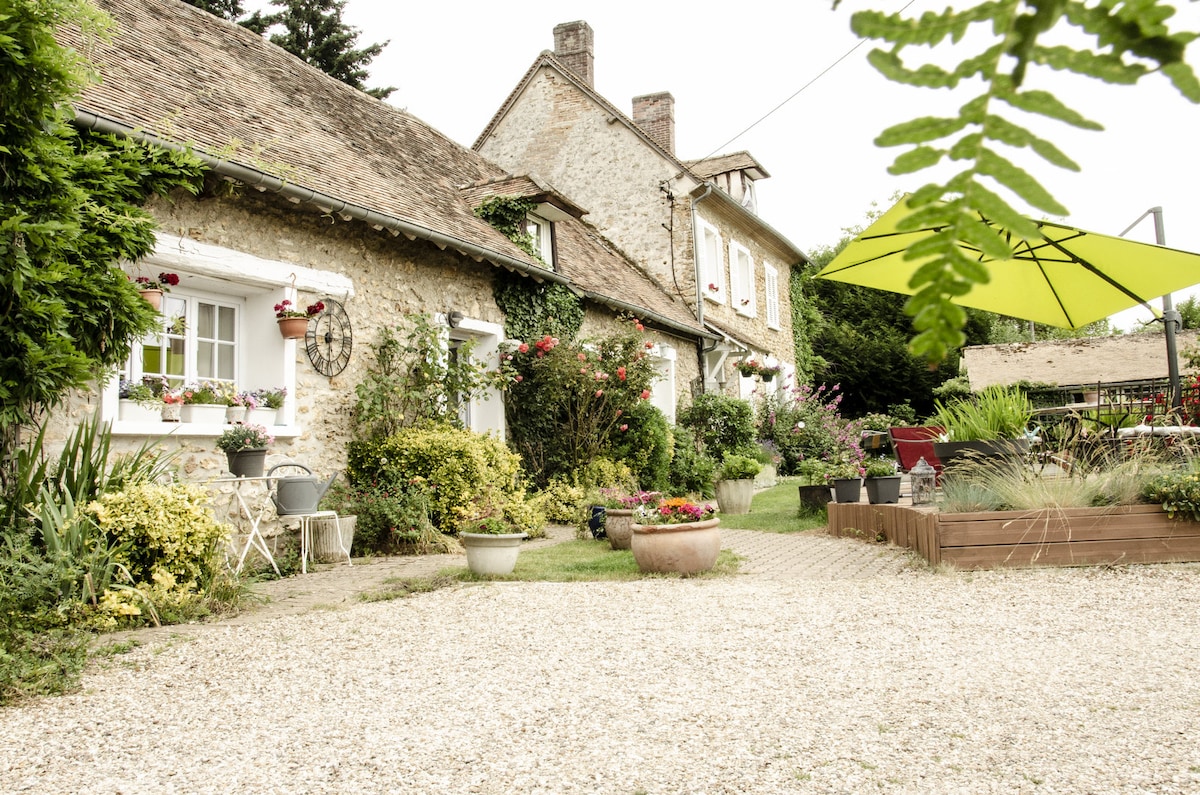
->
3 526 1199 794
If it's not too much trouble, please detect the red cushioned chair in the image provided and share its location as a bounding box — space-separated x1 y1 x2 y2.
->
887 426 944 479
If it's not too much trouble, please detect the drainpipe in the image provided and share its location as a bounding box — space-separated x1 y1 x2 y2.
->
691 185 714 390
73 108 577 290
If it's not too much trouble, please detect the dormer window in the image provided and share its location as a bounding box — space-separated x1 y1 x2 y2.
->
524 213 554 265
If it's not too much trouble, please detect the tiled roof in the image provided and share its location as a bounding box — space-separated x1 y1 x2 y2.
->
59 0 704 336
685 151 770 181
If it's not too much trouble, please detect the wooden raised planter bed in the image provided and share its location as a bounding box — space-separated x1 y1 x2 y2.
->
827 502 1200 570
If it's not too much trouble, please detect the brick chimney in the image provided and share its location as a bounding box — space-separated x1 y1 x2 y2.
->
632 92 675 156
553 21 594 88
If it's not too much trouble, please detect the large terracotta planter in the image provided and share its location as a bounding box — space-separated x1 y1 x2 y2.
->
605 508 634 550
714 478 754 514
630 517 720 574
461 532 527 576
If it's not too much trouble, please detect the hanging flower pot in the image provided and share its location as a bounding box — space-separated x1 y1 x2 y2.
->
277 316 309 340
139 289 164 311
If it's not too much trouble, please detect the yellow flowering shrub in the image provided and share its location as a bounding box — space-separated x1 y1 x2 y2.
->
88 483 228 588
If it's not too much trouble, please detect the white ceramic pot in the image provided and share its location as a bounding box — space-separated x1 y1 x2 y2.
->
461 532 527 576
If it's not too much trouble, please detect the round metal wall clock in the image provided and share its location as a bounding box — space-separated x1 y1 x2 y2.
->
304 298 353 377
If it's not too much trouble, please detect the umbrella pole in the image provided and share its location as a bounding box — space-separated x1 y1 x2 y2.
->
1122 207 1183 412
1152 209 1184 412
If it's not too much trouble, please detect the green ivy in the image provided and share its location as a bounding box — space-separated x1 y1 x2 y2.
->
474 195 541 261
493 271 584 344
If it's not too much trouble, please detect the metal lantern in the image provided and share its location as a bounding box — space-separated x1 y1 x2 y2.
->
910 457 937 506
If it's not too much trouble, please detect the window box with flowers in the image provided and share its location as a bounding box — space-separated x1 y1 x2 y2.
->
118 380 163 423
180 381 231 424
630 497 721 574
275 299 324 340
133 272 179 311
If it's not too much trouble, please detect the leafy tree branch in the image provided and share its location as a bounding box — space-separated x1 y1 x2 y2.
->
847 0 1200 362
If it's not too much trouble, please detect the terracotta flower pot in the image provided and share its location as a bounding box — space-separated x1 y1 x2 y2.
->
277 316 309 340
630 517 720 574
605 508 634 550
139 288 163 311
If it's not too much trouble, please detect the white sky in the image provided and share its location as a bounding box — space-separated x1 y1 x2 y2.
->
250 0 1200 332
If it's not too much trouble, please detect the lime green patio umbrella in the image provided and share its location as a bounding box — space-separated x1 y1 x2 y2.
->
816 197 1200 330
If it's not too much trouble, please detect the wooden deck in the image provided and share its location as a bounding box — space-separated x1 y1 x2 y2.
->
827 502 1200 570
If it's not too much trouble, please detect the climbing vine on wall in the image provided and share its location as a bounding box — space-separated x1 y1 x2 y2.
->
474 195 541 262
493 271 584 344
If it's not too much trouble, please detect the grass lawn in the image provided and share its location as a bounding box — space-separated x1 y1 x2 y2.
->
716 478 828 533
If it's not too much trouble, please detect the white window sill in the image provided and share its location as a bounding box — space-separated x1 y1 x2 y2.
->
109 420 301 439
735 305 756 318
703 292 726 305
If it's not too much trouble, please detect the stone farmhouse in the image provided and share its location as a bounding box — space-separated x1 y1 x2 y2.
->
476 21 809 400
52 0 805 480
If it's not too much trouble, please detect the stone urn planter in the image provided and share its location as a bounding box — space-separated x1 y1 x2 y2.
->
461 532 527 576
630 518 721 574
714 478 754 515
865 475 902 505
605 508 634 550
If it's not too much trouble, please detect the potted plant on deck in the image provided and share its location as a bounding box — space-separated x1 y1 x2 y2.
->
459 516 528 576
828 459 864 503
630 497 720 574
217 424 274 478
796 459 833 512
863 455 902 504
713 453 762 515
928 385 1034 471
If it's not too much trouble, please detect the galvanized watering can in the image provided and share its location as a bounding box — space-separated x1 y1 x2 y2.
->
267 462 339 516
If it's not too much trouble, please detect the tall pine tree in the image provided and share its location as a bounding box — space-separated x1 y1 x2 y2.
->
244 0 395 99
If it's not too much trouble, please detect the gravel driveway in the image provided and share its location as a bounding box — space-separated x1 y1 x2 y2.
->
2 541 1199 793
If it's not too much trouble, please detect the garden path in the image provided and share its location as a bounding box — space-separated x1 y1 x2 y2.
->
95 525 914 648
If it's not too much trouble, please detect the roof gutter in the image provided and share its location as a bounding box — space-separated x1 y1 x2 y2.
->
581 290 717 342
73 108 576 290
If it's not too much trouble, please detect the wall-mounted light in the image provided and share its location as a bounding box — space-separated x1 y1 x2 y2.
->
447 310 464 329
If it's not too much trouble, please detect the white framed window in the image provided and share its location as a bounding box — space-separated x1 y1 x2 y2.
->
764 263 781 330
524 213 554 266
103 235 353 437
729 242 756 317
135 291 240 389
697 218 725 304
